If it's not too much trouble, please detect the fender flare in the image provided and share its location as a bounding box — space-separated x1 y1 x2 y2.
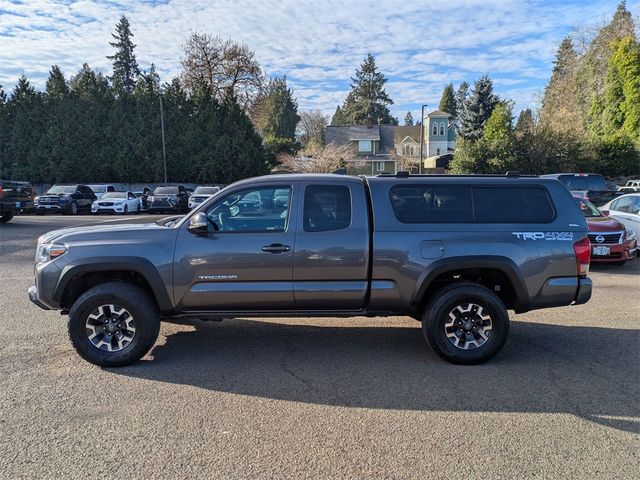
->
53 256 173 311
411 255 530 308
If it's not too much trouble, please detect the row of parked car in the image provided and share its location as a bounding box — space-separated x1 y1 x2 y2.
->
0 181 223 221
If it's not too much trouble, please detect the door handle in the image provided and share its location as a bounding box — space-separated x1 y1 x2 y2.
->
261 243 291 253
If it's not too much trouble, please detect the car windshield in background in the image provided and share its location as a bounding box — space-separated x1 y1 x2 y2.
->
559 175 607 191
46 185 76 194
574 198 601 217
102 192 127 199
154 187 179 195
193 187 220 195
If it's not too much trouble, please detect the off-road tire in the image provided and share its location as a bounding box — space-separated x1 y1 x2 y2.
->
68 282 160 367
422 282 509 365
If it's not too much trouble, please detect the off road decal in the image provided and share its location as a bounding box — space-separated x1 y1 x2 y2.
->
512 232 574 241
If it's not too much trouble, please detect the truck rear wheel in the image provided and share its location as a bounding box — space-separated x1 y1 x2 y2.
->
68 282 160 367
422 282 509 365
0 211 14 223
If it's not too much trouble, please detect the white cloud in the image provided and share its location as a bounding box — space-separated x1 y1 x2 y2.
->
0 0 635 118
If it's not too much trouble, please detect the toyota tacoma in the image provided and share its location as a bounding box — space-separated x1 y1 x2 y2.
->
29 173 593 366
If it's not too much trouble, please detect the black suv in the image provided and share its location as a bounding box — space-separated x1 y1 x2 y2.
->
1 179 34 223
147 185 189 214
35 184 96 215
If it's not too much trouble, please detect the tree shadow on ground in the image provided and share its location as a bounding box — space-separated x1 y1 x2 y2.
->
112 318 639 434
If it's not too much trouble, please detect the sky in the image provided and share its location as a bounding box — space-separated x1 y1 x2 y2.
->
0 0 637 122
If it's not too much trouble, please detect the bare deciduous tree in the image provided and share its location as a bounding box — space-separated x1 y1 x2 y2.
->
278 142 355 173
297 110 328 148
181 32 265 110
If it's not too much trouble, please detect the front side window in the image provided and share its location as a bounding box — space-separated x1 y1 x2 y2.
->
303 185 351 232
612 196 636 213
206 186 291 233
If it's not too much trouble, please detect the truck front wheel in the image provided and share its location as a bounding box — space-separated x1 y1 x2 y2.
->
68 282 160 367
422 282 509 365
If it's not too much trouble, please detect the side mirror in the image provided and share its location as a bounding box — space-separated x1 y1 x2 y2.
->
187 212 209 235
601 210 610 216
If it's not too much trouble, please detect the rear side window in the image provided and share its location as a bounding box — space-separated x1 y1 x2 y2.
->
390 186 472 223
474 187 554 223
390 185 554 223
303 185 351 232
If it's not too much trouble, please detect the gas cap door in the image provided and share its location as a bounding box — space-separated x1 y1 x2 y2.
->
421 240 444 259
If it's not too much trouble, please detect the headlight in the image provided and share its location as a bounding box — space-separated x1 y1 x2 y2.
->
168 195 178 204
148 196 154 202
36 243 68 264
625 226 635 240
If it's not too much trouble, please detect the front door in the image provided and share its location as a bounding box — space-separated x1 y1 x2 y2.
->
174 184 297 311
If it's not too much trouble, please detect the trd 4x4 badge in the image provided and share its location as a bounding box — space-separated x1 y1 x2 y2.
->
512 232 574 241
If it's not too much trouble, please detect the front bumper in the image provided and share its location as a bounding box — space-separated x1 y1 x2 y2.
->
28 285 52 310
590 239 637 263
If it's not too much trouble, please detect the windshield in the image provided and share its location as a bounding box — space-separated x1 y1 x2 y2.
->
193 186 220 195
574 198 601 218
154 186 179 195
102 192 126 199
88 185 107 193
46 185 76 194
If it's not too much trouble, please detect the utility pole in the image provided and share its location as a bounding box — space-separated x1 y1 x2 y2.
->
418 104 428 174
159 95 167 184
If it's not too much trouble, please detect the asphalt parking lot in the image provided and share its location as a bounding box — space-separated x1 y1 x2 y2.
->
0 214 638 479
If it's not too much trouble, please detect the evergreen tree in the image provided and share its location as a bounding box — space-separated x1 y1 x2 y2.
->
45 65 69 99
252 76 300 156
457 75 498 140
454 81 469 129
342 54 394 125
404 111 414 126
330 105 346 126
438 83 456 117
107 15 140 94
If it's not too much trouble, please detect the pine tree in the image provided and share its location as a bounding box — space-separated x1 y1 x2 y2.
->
330 105 346 125
438 83 456 117
45 65 69 99
252 76 300 156
107 15 140 94
457 75 498 140
454 82 469 129
404 111 414 126
342 54 394 125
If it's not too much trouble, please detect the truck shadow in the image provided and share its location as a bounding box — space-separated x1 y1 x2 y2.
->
113 319 639 434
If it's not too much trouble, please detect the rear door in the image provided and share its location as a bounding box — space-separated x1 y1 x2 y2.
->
293 180 369 310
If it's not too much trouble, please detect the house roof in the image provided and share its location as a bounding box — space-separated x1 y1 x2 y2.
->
325 125 380 143
394 125 421 143
428 110 452 117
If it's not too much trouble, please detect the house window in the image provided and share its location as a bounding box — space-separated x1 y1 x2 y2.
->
437 148 441 155
432 123 438 136
439 123 445 136
358 140 371 153
376 161 385 172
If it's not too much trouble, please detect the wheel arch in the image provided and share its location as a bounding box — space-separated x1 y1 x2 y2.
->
54 257 172 312
412 256 530 311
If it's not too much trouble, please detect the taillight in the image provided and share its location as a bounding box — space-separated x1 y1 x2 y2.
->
573 237 591 276
0 186 4 198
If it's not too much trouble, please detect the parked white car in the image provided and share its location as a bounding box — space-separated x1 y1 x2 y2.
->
188 185 222 209
601 193 640 242
91 191 141 214
87 184 119 200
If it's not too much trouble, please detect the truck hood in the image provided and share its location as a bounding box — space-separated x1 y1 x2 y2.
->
38 222 177 245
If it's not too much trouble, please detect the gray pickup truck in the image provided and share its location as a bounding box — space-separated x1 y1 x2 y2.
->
29 173 593 367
